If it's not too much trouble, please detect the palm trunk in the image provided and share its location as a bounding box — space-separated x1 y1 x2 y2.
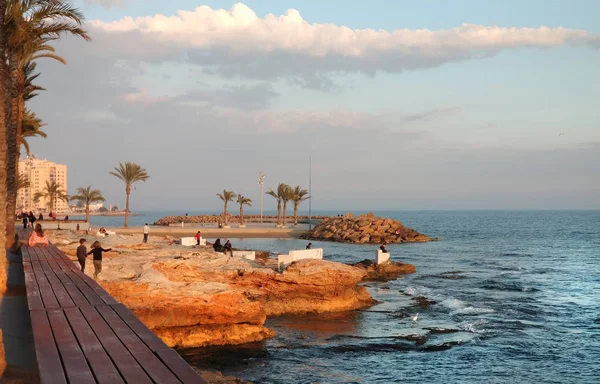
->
1 1 13 373
240 205 244 224
224 203 228 225
85 205 90 224
4 54 20 247
294 204 298 225
276 201 281 226
124 184 131 228
282 201 288 226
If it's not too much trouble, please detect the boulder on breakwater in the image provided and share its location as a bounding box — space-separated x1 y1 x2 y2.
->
300 212 430 244
154 214 328 226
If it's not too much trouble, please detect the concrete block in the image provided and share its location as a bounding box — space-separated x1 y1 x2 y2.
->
180 237 196 246
278 254 295 271
377 250 390 265
289 248 323 260
232 250 255 260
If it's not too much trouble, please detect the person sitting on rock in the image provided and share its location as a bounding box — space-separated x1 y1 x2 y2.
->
213 238 224 252
380 241 388 253
223 240 232 255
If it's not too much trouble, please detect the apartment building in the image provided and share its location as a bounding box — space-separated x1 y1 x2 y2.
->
18 157 68 213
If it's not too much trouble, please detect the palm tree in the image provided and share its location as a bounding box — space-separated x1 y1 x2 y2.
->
266 183 290 227
33 180 68 212
21 109 46 155
291 186 310 225
236 194 252 227
217 190 237 226
17 173 30 191
281 184 293 227
3 0 89 242
109 162 149 228
70 185 106 223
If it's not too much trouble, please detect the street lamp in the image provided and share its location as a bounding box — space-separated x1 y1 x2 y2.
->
258 171 265 224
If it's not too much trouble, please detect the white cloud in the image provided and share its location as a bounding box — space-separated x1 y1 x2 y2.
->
85 2 600 88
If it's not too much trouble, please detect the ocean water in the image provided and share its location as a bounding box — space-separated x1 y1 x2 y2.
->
174 210 600 384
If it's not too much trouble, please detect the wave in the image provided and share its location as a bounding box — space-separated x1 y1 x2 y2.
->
480 280 539 292
451 307 495 316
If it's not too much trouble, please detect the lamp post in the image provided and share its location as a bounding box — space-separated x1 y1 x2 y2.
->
258 171 265 224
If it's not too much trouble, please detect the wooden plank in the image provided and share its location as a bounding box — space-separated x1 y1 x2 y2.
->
31 261 60 309
27 246 39 262
47 309 96 383
23 262 44 310
55 261 105 306
32 246 48 262
40 261 75 308
79 306 153 384
50 262 92 307
30 309 68 384
21 246 31 262
110 304 169 352
95 305 182 384
61 261 119 305
46 245 71 261
64 307 125 384
155 348 206 384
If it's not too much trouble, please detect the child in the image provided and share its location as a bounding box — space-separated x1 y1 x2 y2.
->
76 239 87 272
194 231 202 246
28 224 49 247
87 241 112 279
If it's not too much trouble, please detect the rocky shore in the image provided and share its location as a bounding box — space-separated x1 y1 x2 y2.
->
153 214 328 226
54 233 385 348
300 213 431 244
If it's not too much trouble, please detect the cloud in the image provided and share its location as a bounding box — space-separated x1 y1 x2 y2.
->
403 107 463 122
85 3 600 88
83 0 126 8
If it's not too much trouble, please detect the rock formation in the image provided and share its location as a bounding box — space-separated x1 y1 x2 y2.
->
352 259 416 281
56 236 373 348
300 213 430 244
154 214 328 226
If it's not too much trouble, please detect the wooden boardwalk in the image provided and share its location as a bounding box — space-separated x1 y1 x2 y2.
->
17 229 206 384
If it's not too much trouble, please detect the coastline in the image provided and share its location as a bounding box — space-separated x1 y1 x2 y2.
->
104 226 307 239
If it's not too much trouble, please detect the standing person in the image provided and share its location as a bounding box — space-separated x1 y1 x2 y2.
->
194 231 202 246
143 223 150 243
76 239 87 272
306 243 312 250
22 213 28 229
28 224 49 247
28 211 36 227
38 213 43 221
87 241 112 279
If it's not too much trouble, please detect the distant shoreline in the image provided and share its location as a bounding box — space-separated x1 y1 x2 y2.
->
104 226 306 239
70 211 134 217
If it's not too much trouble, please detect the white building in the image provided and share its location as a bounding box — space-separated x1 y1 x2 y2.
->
18 157 68 213
88 203 104 211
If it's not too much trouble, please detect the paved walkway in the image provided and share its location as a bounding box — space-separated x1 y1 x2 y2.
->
1 249 39 383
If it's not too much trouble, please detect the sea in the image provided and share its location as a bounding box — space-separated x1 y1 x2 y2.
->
85 210 600 383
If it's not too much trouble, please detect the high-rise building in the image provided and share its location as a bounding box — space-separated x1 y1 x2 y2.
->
18 157 68 213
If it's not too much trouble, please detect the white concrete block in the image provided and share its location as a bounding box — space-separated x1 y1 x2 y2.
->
180 237 196 246
232 250 255 260
278 254 295 271
289 248 323 261
377 250 390 265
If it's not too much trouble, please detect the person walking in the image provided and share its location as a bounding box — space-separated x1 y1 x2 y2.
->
194 231 202 246
76 239 87 272
87 241 112 279
143 223 150 243
22 213 28 229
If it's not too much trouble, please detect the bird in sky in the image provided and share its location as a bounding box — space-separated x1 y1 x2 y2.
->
559 133 565 136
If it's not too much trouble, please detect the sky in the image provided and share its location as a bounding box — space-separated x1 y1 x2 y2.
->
26 0 600 211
